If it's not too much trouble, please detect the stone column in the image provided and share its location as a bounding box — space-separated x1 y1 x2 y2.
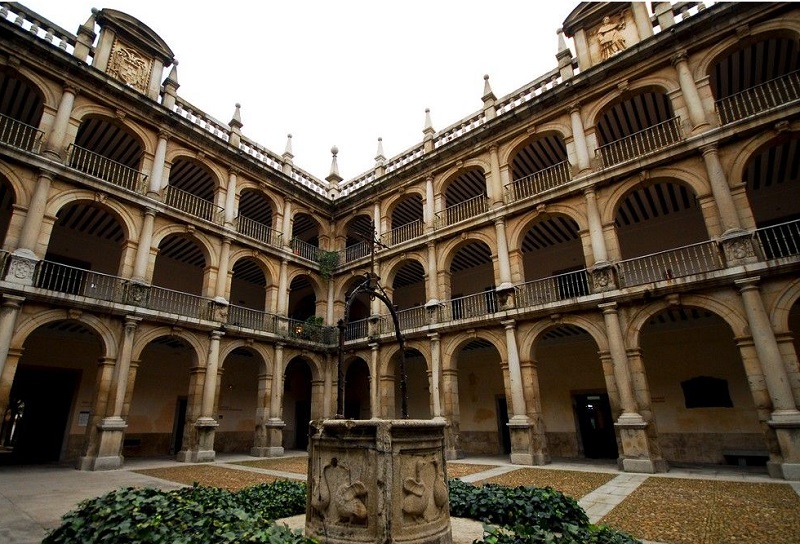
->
214 237 232 303
131 208 156 283
323 353 334 418
428 333 443 419
631 2 654 40
192 330 223 462
520 359 550 465
327 280 335 325
600 303 662 473
147 131 169 196
672 50 709 131
369 343 379 418
502 320 536 465
373 201 382 240
569 104 591 173
265 343 285 456
584 188 608 264
251 369 272 457
276 259 289 316
15 170 53 258
488 145 504 207
281 198 293 248
223 169 238 226
0 296 24 383
494 218 513 292
701 144 741 234
77 357 115 472
441 367 461 460
84 317 140 470
43 85 76 160
425 175 435 231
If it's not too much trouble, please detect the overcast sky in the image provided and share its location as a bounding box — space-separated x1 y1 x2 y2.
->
22 1 577 180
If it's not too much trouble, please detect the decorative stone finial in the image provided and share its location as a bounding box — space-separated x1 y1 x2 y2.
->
284 134 293 158
557 27 568 52
230 103 243 129
328 146 341 180
423 108 434 135
482 74 495 101
375 137 385 163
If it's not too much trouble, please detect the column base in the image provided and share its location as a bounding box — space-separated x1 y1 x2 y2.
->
250 446 285 457
508 417 550 466
615 416 668 474
78 417 128 471
778 463 800 481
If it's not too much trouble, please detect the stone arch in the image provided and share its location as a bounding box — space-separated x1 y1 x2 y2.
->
286 269 326 302
13 66 58 111
69 107 153 156
164 152 226 193
45 192 138 243
379 340 432 377
10 309 117 358
437 230 497 272
381 253 428 291
131 326 205 364
600 169 709 226
625 294 750 349
151 225 218 269
435 159 491 196
507 204 588 252
383 186 426 219
518 314 608 361
0 161 31 209
501 124 572 166
228 250 277 286
283 349 325 382
585 78 679 129
771 278 800 333
219 340 272 374
441 329 507 364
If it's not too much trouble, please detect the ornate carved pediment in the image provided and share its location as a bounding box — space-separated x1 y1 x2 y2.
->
108 39 152 93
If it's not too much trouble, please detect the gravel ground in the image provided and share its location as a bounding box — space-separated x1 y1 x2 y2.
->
446 463 499 479
600 477 800 544
477 468 616 499
234 457 310 474
135 465 281 491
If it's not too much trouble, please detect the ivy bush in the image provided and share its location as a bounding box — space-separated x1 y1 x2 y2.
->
448 479 641 544
43 481 311 544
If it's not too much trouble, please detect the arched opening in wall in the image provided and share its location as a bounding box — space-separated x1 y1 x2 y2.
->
0 68 44 150
236 190 277 246
165 158 219 223
290 213 321 260
455 339 507 456
508 133 571 200
229 258 268 316
128 335 195 458
152 234 206 297
0 177 16 249
449 241 495 320
710 35 800 124
343 214 373 262
518 216 586 305
344 357 370 419
595 91 678 167
216 347 260 453
39 202 126 295
389 194 424 245
71 117 144 190
283 357 312 450
287 275 316 322
614 181 710 286
392 259 425 312
533 324 616 460
743 137 800 259
640 307 766 467
392 348 430 419
441 168 488 228
1 320 101 464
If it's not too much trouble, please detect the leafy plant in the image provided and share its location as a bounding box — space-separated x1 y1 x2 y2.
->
448 479 641 544
315 250 339 281
44 481 311 544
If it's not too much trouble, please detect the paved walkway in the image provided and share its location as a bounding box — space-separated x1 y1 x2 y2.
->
0 453 796 544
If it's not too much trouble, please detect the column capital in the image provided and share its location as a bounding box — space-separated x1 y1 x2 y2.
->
569 102 582 114
427 332 441 342
61 84 79 96
599 301 619 313
123 316 142 329
699 142 719 156
670 49 689 67
1 294 25 308
501 319 516 330
735 277 761 291
210 330 225 341
583 185 598 197
157 129 172 140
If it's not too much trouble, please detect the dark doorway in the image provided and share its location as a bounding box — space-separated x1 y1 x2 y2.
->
1 366 79 464
170 397 188 455
574 393 618 459
496 396 511 455
295 401 311 450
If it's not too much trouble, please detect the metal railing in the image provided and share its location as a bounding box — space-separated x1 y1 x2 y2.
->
755 218 800 260
283 317 336 344
35 261 124 302
164 185 223 224
67 145 147 193
442 291 498 321
617 240 723 287
383 219 423 246
227 304 279 333
235 215 282 248
343 241 371 263
290 238 319 261
0 113 42 152
435 195 488 228
345 318 369 341
716 70 800 125
395 306 427 331
147 284 215 320
506 160 572 202
597 117 682 168
515 269 590 308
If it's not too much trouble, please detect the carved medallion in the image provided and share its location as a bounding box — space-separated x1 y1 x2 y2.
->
108 40 152 93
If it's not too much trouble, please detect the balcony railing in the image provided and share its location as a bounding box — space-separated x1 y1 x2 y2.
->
442 291 499 321
382 220 424 246
597 117 682 168
235 215 282 248
506 160 572 202
147 285 215 320
395 306 427 331
0 113 42 153
345 318 369 341
35 261 124 302
755 218 800 260
227 304 279 333
164 185 224 224
290 238 319 261
284 317 336 344
515 269 590 308
343 241 371 264
435 195 488 229
617 240 723 288
67 145 147 193
716 70 800 125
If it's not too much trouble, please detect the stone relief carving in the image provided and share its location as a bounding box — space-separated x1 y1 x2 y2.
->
591 266 616 292
9 257 34 280
108 40 152 93
401 457 448 523
722 237 756 263
597 15 626 59
310 457 368 525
